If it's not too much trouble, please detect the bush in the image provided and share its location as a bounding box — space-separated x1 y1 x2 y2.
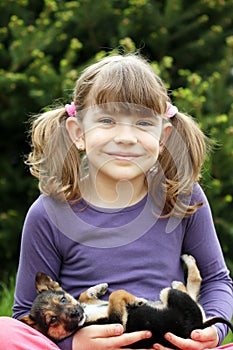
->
0 275 15 316
0 0 233 279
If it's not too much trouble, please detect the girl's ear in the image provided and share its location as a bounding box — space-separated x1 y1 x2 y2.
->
159 123 172 152
66 117 85 150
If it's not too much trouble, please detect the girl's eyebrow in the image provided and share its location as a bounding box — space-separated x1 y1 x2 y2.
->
92 104 159 119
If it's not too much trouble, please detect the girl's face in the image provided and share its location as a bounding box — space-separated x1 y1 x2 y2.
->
67 104 167 187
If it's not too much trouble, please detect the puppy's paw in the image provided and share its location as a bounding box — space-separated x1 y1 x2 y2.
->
172 280 187 292
87 283 108 299
133 297 147 307
109 290 147 309
181 254 196 267
159 287 170 304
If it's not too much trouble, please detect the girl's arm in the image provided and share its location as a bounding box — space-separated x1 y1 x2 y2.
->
13 195 74 350
182 185 233 344
13 196 62 319
153 184 233 350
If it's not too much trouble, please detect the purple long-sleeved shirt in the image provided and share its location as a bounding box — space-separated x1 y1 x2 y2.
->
13 184 233 349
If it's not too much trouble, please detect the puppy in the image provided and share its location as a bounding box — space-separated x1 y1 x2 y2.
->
20 255 233 348
19 275 86 340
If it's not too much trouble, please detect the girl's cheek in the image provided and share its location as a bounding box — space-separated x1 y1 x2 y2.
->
143 138 160 154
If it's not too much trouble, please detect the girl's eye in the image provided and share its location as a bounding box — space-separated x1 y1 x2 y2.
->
60 297 67 303
136 120 153 127
98 117 115 125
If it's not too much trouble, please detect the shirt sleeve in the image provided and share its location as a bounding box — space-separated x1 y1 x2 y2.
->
57 336 73 350
183 184 233 344
12 195 74 350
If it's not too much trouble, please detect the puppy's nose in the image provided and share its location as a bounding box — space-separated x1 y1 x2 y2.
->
71 307 83 319
71 309 79 316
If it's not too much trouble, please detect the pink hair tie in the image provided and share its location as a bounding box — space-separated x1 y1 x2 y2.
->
65 101 76 117
166 101 178 119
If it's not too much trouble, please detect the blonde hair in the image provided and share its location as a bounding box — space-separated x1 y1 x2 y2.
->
26 53 207 217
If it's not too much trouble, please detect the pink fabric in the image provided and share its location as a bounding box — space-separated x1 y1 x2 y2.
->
208 346 233 350
0 317 59 349
0 317 233 350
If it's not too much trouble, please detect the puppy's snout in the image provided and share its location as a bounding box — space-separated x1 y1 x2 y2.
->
71 305 84 319
71 308 80 317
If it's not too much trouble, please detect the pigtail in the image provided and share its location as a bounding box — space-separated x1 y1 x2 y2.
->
26 108 82 201
154 111 208 217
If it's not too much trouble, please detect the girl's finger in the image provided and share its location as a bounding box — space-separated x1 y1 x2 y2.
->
191 326 219 345
105 330 152 347
89 324 124 338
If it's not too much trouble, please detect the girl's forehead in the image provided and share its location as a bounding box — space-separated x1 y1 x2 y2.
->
78 102 161 120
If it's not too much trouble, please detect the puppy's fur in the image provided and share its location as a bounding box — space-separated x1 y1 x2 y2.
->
20 255 233 348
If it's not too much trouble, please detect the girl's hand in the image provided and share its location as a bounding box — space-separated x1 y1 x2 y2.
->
72 323 153 350
152 326 219 350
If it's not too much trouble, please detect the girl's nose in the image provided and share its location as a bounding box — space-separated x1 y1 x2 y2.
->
114 124 137 144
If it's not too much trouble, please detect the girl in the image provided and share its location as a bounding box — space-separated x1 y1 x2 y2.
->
1 54 233 350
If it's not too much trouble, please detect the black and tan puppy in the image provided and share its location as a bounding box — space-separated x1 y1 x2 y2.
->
19 275 86 340
20 255 233 348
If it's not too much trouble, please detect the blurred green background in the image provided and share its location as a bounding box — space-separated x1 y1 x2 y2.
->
0 0 232 297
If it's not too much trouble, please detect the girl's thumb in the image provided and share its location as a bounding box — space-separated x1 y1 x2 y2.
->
113 324 124 336
96 324 124 338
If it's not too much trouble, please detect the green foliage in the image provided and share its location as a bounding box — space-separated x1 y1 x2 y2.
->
170 46 233 271
0 0 233 281
0 275 15 316
224 330 233 345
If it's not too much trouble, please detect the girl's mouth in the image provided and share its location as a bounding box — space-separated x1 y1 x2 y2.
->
106 152 140 161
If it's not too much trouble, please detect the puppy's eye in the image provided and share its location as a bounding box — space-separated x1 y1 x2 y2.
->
50 316 57 324
60 297 67 304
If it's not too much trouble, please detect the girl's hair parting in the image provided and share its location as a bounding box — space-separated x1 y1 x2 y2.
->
26 53 207 217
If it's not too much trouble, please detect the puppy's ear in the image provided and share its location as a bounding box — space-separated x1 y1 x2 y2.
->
36 272 63 293
20 314 36 327
20 315 45 334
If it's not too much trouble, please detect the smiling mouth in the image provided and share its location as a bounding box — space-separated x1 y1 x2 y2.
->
106 153 140 161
